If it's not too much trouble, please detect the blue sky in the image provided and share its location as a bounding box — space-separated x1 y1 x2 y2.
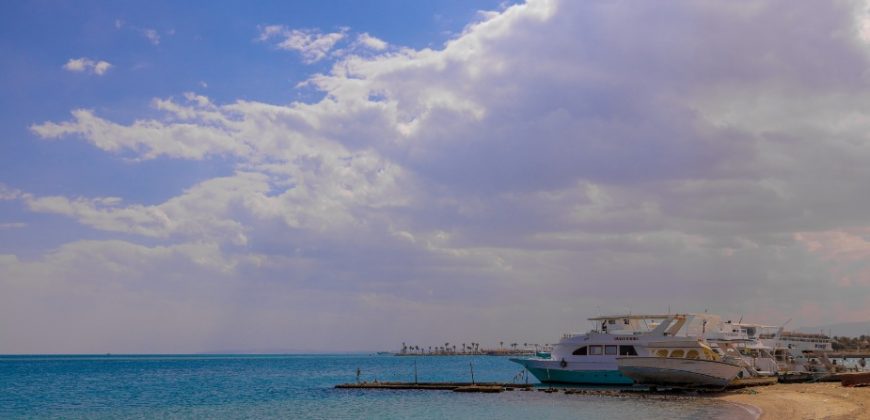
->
0 0 508 254
3 0 870 353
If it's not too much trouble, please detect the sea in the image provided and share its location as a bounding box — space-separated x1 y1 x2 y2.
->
0 354 754 419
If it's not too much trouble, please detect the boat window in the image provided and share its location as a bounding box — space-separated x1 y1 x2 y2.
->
619 345 638 356
669 350 685 358
608 319 616 325
656 349 669 357
605 345 617 355
623 318 630 325
686 350 700 359
572 346 588 356
589 345 603 355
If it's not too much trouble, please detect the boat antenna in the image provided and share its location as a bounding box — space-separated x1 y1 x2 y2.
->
738 314 743 324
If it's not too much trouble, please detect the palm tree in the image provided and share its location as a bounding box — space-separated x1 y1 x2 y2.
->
500 341 504 349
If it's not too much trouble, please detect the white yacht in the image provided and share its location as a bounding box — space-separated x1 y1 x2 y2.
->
760 329 833 354
616 337 743 389
709 321 779 377
510 313 730 385
759 328 834 372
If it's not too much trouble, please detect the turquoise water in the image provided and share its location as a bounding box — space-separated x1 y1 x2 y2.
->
0 354 752 419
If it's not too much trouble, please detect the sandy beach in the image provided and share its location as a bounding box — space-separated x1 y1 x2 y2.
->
718 383 870 419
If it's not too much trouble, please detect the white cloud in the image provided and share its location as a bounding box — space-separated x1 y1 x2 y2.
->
30 104 248 160
142 28 160 45
12 0 870 352
0 222 26 229
63 57 113 75
258 25 348 63
356 33 388 51
62 58 88 72
93 61 112 75
0 183 21 200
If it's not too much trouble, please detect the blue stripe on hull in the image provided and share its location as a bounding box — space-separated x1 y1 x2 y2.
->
525 367 634 385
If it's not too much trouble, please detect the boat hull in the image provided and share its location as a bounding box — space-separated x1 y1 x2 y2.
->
510 358 634 385
616 357 742 389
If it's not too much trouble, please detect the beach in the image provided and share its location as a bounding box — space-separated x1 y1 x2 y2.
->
718 382 870 419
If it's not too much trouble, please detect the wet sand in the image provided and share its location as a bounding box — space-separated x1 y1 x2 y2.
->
717 382 870 419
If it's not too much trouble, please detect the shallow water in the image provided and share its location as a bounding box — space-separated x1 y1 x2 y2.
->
0 354 753 419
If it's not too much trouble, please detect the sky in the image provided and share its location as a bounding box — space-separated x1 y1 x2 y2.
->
2 0 870 354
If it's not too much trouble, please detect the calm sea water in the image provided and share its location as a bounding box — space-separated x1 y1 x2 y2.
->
0 354 752 419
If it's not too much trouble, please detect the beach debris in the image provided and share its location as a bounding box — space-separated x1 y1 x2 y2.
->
840 372 870 387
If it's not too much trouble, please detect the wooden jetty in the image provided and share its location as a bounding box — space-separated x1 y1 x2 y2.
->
335 382 533 392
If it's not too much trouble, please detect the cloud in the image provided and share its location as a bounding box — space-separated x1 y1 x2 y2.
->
258 25 348 63
356 33 388 51
0 183 21 200
142 28 160 45
796 228 870 288
0 222 26 230
62 58 113 75
11 0 870 352
30 100 248 160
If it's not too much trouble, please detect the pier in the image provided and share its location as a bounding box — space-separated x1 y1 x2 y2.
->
335 382 533 392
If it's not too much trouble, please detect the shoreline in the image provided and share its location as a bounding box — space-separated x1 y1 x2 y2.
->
715 382 870 419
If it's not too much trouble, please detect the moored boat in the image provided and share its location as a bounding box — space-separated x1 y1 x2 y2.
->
511 313 735 386
616 339 743 389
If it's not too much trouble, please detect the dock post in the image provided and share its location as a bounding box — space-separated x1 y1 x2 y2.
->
470 361 475 385
356 367 361 384
414 360 418 384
